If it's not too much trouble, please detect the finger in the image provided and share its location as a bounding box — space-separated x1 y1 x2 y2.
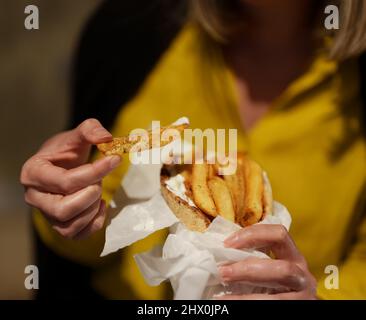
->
224 224 303 261
63 156 120 193
25 183 102 222
219 257 306 291
217 294 282 300
22 155 120 194
216 291 315 300
74 200 107 240
51 198 101 239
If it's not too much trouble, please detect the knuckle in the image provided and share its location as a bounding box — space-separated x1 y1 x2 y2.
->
20 173 28 186
93 220 104 232
58 177 69 194
84 118 99 126
243 235 256 248
236 260 250 274
24 190 33 206
19 166 28 185
296 274 308 290
53 204 70 223
59 175 75 194
281 262 305 289
57 228 75 240
24 190 34 206
276 225 288 242
281 261 296 276
241 227 258 247
243 228 254 238
90 161 103 174
79 118 99 132
20 159 33 185
242 228 254 242
88 183 102 197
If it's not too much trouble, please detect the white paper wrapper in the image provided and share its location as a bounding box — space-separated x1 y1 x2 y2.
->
134 203 290 299
101 117 292 299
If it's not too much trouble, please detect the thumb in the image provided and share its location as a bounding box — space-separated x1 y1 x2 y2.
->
72 118 112 145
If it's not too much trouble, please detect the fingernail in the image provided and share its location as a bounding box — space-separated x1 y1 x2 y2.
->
99 199 106 212
219 265 233 278
94 214 105 230
93 127 111 139
224 233 239 247
108 155 121 169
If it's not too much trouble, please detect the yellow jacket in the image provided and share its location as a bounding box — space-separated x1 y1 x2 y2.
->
34 26 366 299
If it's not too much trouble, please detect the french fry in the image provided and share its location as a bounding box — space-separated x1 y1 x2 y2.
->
240 158 264 226
222 174 238 213
236 165 246 215
191 163 217 217
236 152 248 218
236 164 246 217
225 166 245 216
97 123 188 156
237 152 247 166
207 164 217 179
262 172 273 216
208 177 235 222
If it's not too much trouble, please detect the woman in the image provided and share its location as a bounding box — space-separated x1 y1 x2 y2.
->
20 0 366 299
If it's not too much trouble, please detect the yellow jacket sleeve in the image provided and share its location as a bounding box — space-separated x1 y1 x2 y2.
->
317 211 366 299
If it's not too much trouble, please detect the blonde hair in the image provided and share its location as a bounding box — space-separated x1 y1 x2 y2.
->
190 0 366 60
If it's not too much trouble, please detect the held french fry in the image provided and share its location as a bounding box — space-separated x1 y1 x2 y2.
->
97 123 188 156
208 177 235 222
241 158 264 226
192 163 217 217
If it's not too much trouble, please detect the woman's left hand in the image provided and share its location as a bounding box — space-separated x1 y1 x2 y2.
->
218 224 317 299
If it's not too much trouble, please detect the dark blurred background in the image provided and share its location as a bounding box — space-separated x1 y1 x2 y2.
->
0 0 101 299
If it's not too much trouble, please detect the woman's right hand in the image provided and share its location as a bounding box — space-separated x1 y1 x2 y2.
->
20 118 121 239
